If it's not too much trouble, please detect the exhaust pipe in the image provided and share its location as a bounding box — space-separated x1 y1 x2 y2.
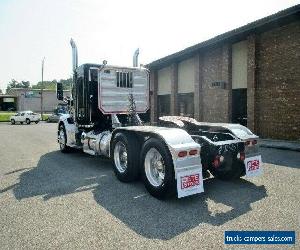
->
70 38 78 71
133 48 139 67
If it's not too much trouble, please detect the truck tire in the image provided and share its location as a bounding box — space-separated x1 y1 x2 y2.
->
209 156 245 181
58 125 71 153
11 119 15 125
112 132 140 182
26 118 31 125
141 138 176 199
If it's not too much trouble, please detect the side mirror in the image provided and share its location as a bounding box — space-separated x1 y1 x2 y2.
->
56 82 63 100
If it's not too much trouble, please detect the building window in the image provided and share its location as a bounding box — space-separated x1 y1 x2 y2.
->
116 71 133 88
178 93 194 117
158 94 170 117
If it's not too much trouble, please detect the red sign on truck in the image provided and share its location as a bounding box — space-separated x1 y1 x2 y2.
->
247 159 260 171
177 169 204 198
181 174 200 189
244 155 263 177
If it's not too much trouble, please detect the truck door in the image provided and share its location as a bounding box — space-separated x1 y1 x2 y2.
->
75 66 99 125
20 112 25 122
89 68 99 123
76 76 86 124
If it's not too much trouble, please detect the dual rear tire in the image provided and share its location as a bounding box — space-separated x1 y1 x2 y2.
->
112 133 176 199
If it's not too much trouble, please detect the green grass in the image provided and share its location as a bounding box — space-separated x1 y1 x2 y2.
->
42 114 50 121
0 112 50 122
0 112 16 122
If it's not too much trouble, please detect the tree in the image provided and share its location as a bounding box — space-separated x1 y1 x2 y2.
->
32 80 56 90
31 77 72 90
6 79 31 93
20 81 30 88
5 77 72 93
60 77 72 90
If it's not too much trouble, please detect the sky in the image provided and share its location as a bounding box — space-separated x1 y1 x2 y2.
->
0 0 299 92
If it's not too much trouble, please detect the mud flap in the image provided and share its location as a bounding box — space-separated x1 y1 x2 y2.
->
244 155 263 177
176 168 204 198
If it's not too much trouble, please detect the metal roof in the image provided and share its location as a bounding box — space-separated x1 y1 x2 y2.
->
147 4 300 69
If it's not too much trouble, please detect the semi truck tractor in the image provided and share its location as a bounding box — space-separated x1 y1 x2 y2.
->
56 39 262 199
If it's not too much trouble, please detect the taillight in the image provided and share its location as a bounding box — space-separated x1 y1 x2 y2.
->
178 151 188 158
238 152 245 161
245 141 251 146
212 155 221 168
189 149 198 156
252 140 257 145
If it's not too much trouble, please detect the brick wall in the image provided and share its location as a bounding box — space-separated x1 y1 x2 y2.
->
202 46 231 122
149 19 299 140
256 20 300 140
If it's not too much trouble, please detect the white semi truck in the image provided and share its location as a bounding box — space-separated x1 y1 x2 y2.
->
56 39 262 199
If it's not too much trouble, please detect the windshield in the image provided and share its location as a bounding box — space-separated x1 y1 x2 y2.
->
231 127 254 139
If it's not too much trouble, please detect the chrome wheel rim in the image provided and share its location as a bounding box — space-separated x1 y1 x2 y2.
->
59 129 66 149
114 141 128 173
144 148 165 187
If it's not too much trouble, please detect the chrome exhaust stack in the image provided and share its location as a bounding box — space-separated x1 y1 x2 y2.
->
133 48 139 67
70 38 78 71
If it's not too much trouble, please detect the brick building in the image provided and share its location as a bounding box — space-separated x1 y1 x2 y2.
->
147 5 300 140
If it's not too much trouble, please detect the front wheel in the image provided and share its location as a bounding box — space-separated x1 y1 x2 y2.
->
35 121 39 124
58 125 71 153
25 118 31 125
11 119 15 125
141 138 176 199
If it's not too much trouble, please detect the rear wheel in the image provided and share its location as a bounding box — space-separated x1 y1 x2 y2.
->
141 138 176 199
20 122 23 125
26 118 31 125
35 121 39 124
11 119 15 125
112 132 140 182
58 125 71 153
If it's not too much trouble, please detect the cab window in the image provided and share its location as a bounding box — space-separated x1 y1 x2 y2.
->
21 113 25 116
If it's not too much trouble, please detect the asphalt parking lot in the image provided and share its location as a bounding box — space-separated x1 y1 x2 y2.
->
0 123 299 249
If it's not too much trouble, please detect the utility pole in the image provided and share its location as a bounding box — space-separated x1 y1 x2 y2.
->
41 57 45 119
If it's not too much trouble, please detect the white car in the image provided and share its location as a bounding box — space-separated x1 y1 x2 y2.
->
10 111 41 125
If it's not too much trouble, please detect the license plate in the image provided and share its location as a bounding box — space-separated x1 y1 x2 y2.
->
244 155 263 177
176 169 204 198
